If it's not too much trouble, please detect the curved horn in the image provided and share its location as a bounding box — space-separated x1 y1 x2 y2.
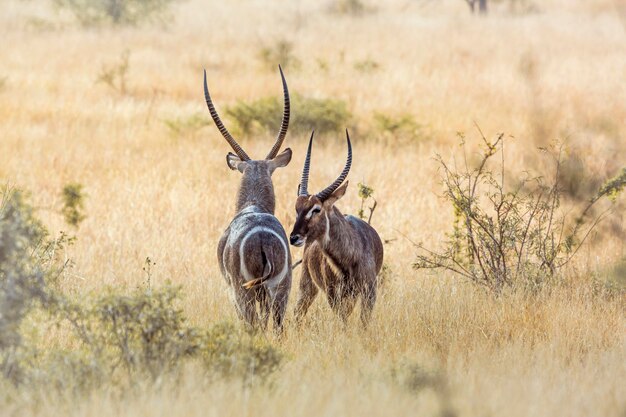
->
266 65 290 159
316 129 352 201
203 69 250 161
299 131 315 196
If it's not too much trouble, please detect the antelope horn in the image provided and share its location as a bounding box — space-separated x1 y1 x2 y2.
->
298 131 315 196
266 65 291 160
316 129 352 201
203 69 250 161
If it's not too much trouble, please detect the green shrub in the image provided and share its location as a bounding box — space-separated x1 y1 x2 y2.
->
44 285 283 388
596 168 626 202
5 282 283 392
414 133 625 294
54 0 181 26
226 94 351 136
1 189 48 352
258 40 300 72
61 183 86 228
353 59 380 74
202 323 283 383
328 0 370 16
316 59 330 73
357 182 377 224
0 187 68 383
1 187 283 396
163 113 210 138
89 285 203 379
373 112 424 143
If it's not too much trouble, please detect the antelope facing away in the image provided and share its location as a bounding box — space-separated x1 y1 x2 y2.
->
203 67 292 333
289 131 383 327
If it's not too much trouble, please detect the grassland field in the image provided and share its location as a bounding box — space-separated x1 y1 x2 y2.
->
0 0 625 416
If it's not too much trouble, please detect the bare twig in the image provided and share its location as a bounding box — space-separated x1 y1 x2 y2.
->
367 199 377 225
291 259 303 270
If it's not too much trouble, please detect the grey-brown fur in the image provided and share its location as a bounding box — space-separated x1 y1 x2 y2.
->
289 131 383 326
204 68 292 333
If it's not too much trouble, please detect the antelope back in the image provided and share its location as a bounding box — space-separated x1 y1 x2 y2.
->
221 206 291 291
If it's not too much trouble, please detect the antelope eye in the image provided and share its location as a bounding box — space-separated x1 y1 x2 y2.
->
306 206 322 220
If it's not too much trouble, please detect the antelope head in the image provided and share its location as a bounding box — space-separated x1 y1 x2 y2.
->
289 130 352 247
203 66 293 179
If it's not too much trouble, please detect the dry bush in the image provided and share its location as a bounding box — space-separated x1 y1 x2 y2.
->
389 362 455 417
353 59 380 74
415 133 626 293
97 50 131 95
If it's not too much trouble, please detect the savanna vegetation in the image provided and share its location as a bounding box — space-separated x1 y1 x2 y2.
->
1 0 625 416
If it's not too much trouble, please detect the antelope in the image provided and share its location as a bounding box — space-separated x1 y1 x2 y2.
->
203 67 292 333
289 130 383 327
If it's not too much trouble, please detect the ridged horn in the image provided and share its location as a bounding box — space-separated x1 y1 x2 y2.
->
203 69 250 161
316 129 352 201
299 131 315 196
266 65 290 160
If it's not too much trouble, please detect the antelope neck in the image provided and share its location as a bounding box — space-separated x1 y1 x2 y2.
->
235 167 275 214
319 207 353 251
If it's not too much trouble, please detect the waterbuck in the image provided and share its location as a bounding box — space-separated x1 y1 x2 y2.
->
203 67 292 333
289 131 383 327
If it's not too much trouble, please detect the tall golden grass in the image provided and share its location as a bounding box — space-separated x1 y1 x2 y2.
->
0 0 625 416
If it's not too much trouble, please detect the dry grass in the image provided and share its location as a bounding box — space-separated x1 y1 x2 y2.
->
1 0 625 416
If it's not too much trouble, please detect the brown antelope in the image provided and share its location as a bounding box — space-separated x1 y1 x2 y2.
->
204 67 292 333
289 130 383 327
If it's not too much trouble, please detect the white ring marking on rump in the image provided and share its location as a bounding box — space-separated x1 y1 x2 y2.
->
238 226 288 288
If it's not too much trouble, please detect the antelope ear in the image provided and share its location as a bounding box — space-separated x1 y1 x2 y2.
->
226 153 246 173
268 148 292 173
324 181 349 207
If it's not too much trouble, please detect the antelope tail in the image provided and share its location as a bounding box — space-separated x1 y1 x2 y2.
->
242 257 273 290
